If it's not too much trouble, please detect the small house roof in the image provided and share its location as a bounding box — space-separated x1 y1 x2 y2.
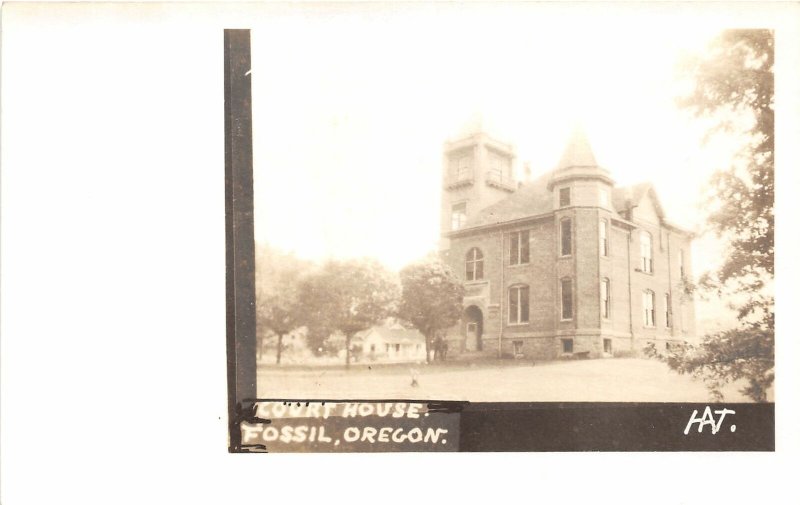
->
359 326 425 345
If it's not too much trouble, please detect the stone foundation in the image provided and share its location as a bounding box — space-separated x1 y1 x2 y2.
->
444 332 684 361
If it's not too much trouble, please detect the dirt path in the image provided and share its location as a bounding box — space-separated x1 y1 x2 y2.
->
257 358 758 402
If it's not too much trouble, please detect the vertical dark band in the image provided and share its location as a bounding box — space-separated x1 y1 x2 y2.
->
224 29 256 451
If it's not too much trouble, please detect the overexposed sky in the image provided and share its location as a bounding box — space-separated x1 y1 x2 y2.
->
251 4 742 274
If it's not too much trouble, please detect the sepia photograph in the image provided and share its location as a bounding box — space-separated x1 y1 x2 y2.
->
2 1 797 500
246 5 774 409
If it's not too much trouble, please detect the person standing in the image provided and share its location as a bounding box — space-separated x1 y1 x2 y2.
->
433 336 442 361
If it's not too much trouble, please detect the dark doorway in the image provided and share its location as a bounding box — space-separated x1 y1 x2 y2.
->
464 306 483 351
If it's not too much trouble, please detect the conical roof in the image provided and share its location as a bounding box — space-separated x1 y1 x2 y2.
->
556 125 598 170
547 126 613 190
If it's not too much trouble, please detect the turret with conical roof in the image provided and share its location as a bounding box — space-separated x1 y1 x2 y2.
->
556 125 598 168
547 127 615 212
547 126 614 191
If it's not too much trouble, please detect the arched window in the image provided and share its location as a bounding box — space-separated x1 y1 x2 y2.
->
601 278 610 319
465 248 484 281
508 284 530 324
640 231 653 273
643 290 655 327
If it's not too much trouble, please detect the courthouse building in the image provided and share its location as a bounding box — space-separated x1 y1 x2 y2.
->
440 126 696 359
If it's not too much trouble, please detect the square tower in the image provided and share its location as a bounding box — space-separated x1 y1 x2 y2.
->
439 130 517 251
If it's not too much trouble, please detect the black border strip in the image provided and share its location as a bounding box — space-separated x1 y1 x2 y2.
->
457 401 774 451
233 399 773 452
225 29 257 452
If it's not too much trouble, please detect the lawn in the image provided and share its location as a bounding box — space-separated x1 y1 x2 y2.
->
257 357 761 402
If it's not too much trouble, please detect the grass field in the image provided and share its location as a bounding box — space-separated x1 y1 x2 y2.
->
257 357 760 402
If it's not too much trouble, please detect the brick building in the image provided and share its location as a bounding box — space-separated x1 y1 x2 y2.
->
440 126 696 359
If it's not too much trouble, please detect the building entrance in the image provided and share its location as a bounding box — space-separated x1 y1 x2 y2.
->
464 305 483 351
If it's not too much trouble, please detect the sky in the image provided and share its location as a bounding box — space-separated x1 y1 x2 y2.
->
251 4 737 268
248 4 758 331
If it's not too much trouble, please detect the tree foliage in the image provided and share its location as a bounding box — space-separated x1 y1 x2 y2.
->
397 257 465 363
649 29 774 401
680 29 774 292
298 259 400 367
255 245 308 364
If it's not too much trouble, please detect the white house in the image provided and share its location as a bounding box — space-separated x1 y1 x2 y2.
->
357 322 427 363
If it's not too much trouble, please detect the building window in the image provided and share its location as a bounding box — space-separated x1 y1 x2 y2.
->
385 344 390 353
395 343 400 352
510 230 530 265
680 249 685 278
559 187 571 207
451 154 472 181
603 338 612 354
562 338 574 354
664 293 672 328
489 160 501 180
561 278 573 320
601 278 610 319
513 341 523 355
465 247 484 281
370 344 376 352
488 153 508 181
640 231 653 273
599 189 609 208
560 218 572 256
643 290 655 327
599 219 609 257
508 285 530 324
451 202 467 230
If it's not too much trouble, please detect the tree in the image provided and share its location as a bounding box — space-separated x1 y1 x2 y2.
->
680 29 774 292
649 30 774 401
397 257 465 364
298 259 400 368
255 245 307 364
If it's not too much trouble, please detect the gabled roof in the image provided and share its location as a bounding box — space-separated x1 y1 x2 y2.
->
612 182 665 219
612 183 647 214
